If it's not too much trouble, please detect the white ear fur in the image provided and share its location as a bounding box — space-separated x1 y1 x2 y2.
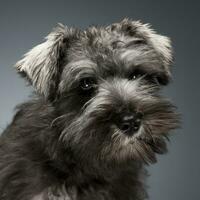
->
134 21 173 70
15 24 73 99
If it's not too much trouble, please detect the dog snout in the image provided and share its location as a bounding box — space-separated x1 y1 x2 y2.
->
115 112 143 136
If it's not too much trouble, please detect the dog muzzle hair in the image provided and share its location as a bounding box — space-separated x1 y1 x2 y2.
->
0 18 179 200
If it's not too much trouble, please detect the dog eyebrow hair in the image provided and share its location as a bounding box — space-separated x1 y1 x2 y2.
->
69 60 97 79
59 60 97 91
133 64 166 74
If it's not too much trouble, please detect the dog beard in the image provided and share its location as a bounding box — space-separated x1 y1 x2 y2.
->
54 78 179 166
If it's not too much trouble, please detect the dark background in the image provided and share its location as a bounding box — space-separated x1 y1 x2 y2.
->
0 0 199 199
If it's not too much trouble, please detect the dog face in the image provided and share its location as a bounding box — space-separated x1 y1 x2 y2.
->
15 19 179 164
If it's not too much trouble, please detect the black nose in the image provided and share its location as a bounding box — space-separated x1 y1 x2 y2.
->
117 112 143 136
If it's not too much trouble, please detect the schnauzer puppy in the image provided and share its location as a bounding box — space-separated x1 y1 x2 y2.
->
0 18 179 200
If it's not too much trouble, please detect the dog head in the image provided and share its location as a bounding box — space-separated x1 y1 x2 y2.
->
15 19 179 165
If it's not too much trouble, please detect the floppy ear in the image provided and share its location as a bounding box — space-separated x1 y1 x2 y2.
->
132 20 173 76
109 18 173 78
15 24 76 100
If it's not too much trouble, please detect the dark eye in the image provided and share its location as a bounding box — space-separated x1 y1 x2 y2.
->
129 69 144 80
132 73 141 80
133 73 159 85
80 78 96 91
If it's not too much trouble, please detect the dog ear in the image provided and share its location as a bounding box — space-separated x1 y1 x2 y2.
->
109 18 173 78
15 24 76 100
133 20 173 77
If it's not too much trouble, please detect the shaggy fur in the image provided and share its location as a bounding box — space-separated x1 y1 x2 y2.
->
0 18 179 200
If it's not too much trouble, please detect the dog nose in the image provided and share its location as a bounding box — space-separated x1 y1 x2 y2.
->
117 112 143 136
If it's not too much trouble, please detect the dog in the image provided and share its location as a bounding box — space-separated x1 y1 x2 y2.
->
0 18 179 200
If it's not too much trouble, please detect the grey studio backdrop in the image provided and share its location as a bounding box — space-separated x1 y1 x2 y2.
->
0 0 199 199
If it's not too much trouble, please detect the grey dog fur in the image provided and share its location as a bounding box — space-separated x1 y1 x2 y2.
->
0 18 179 200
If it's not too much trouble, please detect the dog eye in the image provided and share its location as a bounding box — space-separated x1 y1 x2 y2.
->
132 74 141 80
80 78 96 91
129 70 144 80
